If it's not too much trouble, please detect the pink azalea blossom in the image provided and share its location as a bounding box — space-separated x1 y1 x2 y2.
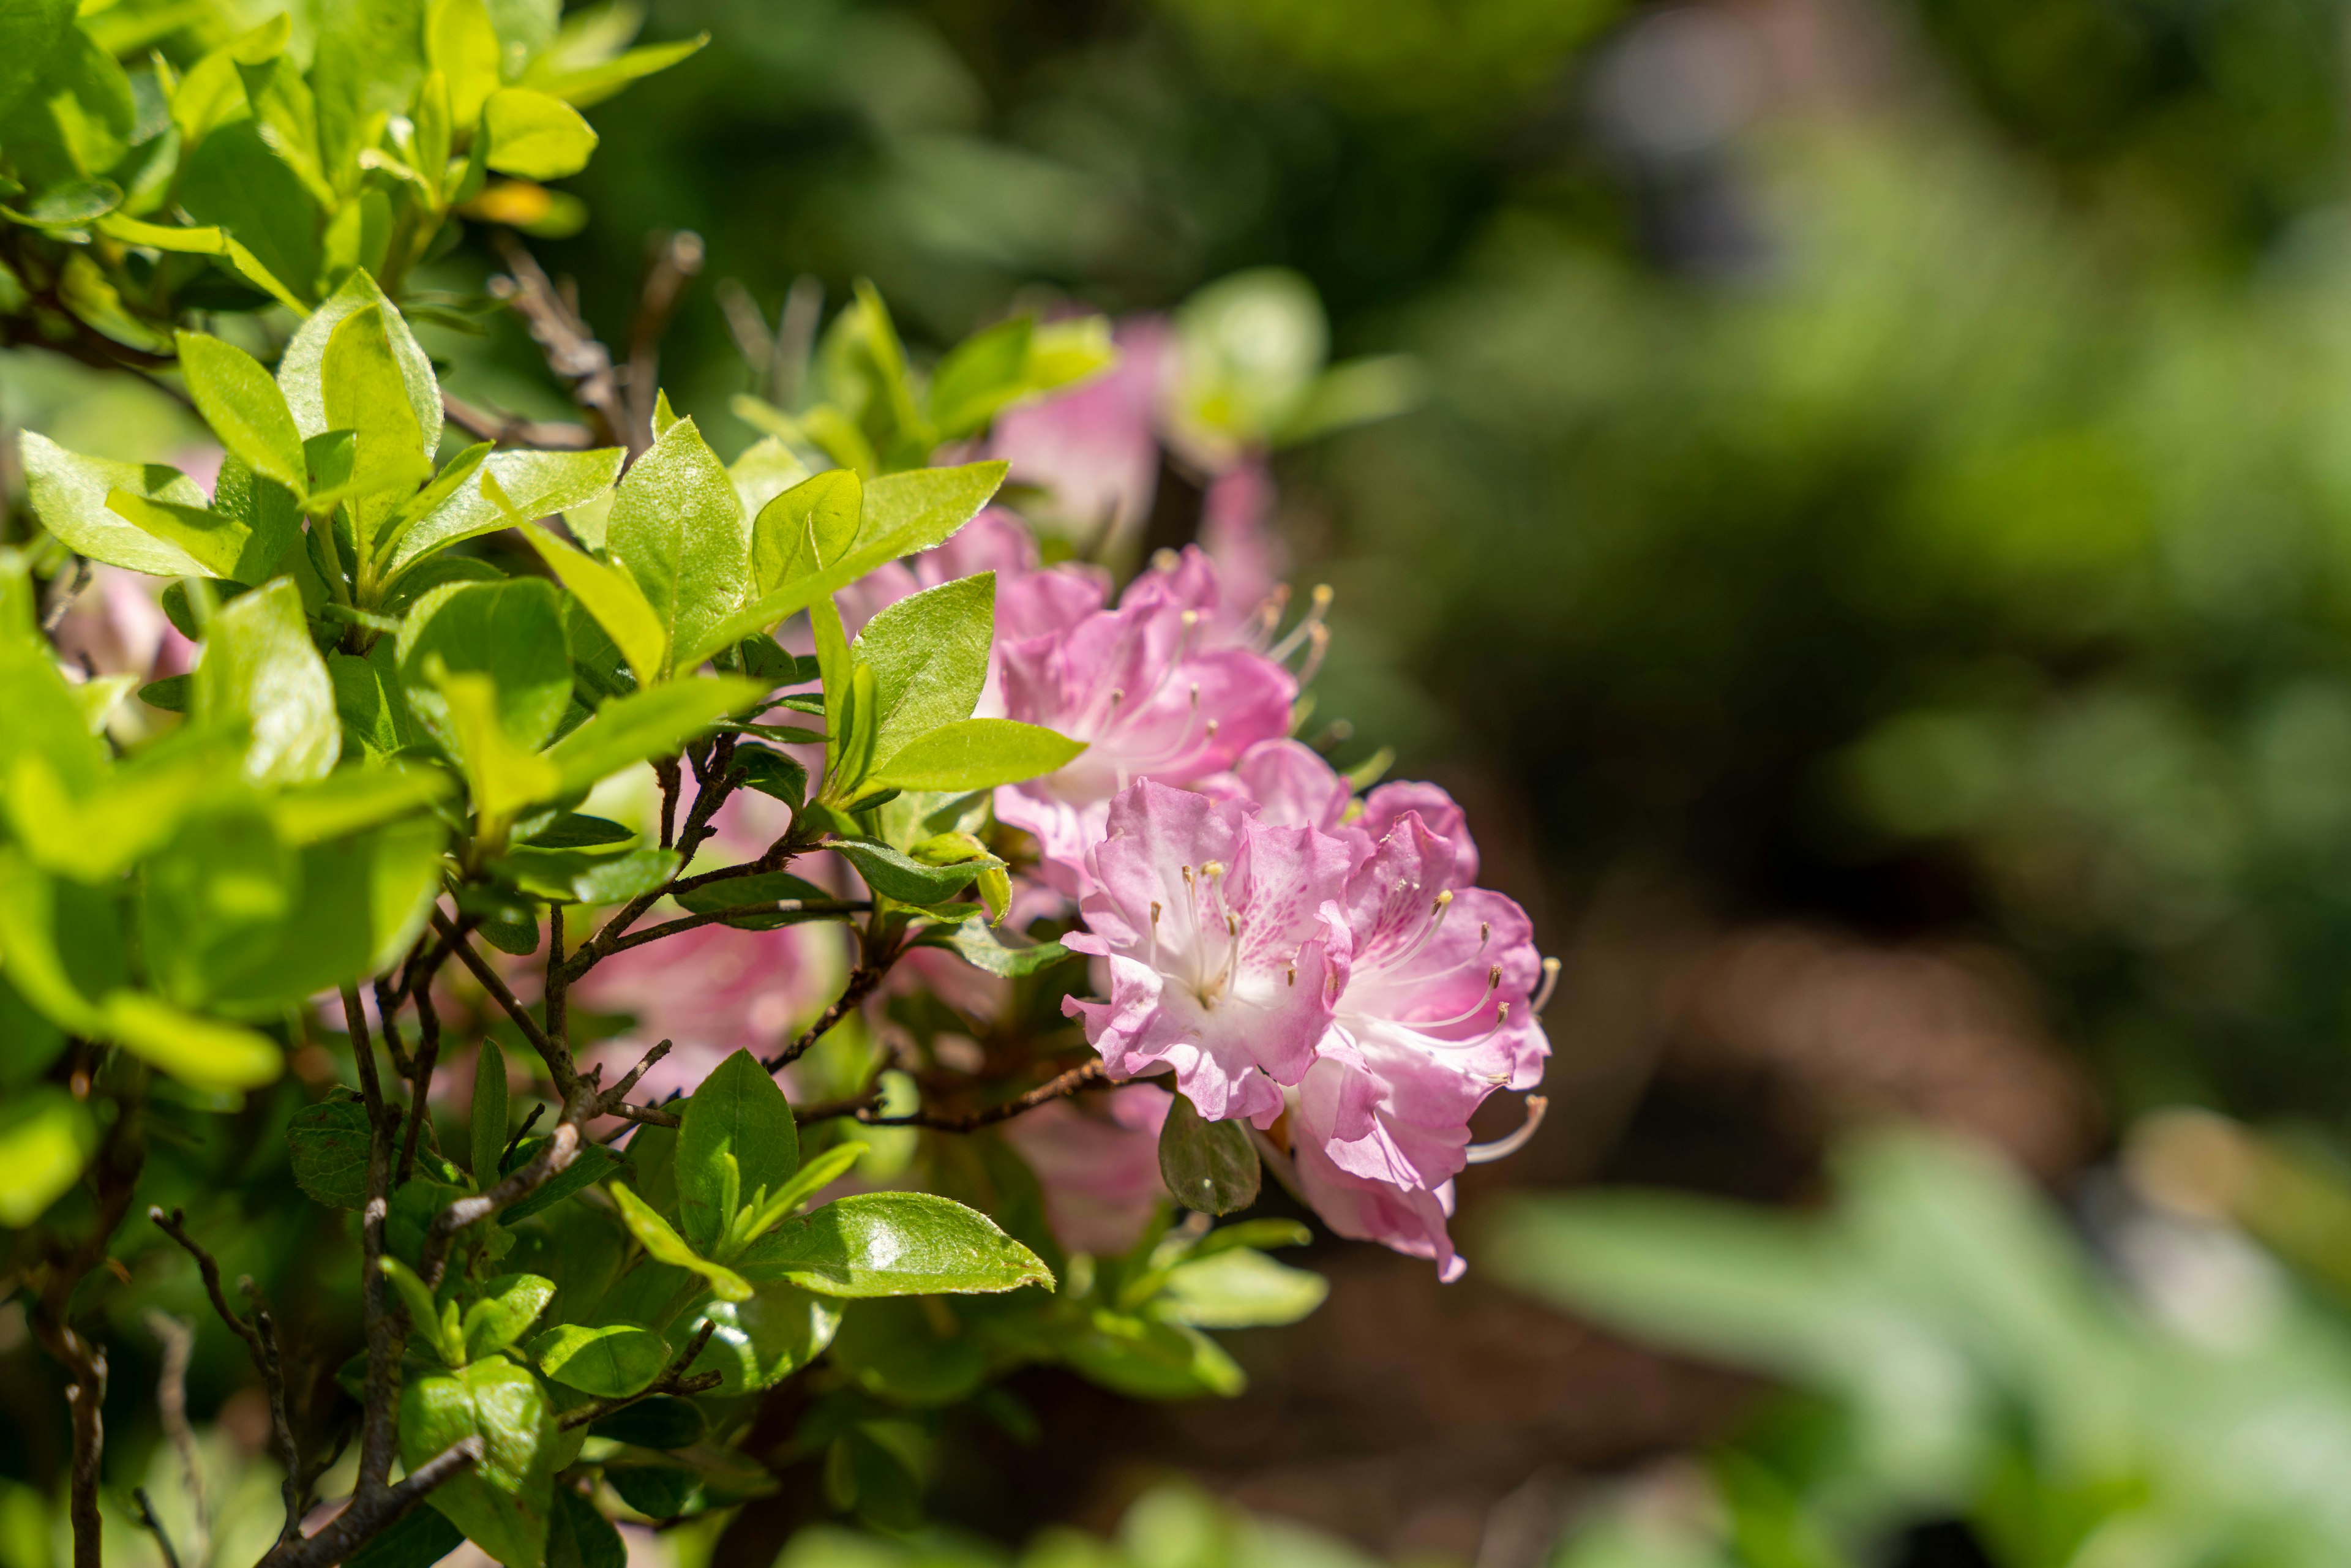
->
1002 1083 1174 1256
1195 738 1352 833
1286 1089 1464 1282
996 556 1295 896
571 921 839 1097
1198 459 1284 629
50 565 193 683
1359 779 1480 884
1062 781 1351 1124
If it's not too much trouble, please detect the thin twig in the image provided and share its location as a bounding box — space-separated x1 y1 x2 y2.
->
490 236 626 447
41 556 91 636
440 389 595 450
558 1322 721 1430
64 1346 105 1568
399 992 441 1187
654 757 681 849
430 910 573 1096
624 230 704 452
36 1101 143 1568
545 904 569 1059
601 902 870 956
257 1438 483 1568
143 1311 206 1562
501 1103 547 1163
764 966 888 1072
858 1060 1111 1132
370 977 412 1080
132 1489 181 1568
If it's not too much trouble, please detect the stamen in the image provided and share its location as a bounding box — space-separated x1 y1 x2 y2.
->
1294 621 1331 687
1420 970 1502 1032
1387 891 1453 970
1464 1096 1548 1165
1270 583 1334 662
1152 547 1181 573
1532 956 1560 1015
1147 900 1163 966
1286 966 1297 987
1119 684 1207 775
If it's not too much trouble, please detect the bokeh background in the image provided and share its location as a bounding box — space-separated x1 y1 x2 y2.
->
22 0 2351 1563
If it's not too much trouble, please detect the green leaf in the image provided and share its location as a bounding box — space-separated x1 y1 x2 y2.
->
347 1501 463 1568
435 669 563 835
176 121 318 308
828 1297 987 1407
289 1096 373 1209
196 580 341 784
20 432 211 576
282 271 444 460
751 467 860 595
403 1357 557 1568
519 522 665 687
381 1256 455 1360
322 303 430 558
101 489 290 582
667 461 1008 671
481 87 598 178
752 1142 862 1227
586 1398 703 1451
519 35 707 107
527 1322 667 1397
136 804 296 1008
932 921 1071 978
547 1488 626 1568
1158 1093 1261 1217
102 991 285 1092
670 870 843 930
1057 1314 1245 1401
689 1283 841 1395
312 0 427 193
497 844 678 905
1155 1248 1327 1328
870 718 1085 793
729 435 811 527
0 1085 96 1228
472 1038 510 1188
429 0 504 129
604 416 750 678
399 579 574 754
737 1191 1052 1297
268 765 451 843
462 1272 557 1360
729 746 808 810
0 1 75 127
390 448 623 576
609 1181 751 1302
177 330 309 493
542 677 766 796
830 838 996 906
851 574 993 767
677 1048 798 1255
201 819 446 1013
514 812 633 851
500 1139 626 1223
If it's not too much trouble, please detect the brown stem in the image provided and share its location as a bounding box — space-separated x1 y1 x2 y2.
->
256 1437 484 1568
430 910 575 1097
348 996 403 1496
440 389 594 450
763 965 887 1072
371 977 413 1081
36 1099 144 1568
489 235 626 449
399 993 441 1187
143 1310 206 1558
544 904 568 1056
624 230 704 452
858 1060 1110 1132
599 901 869 957
64 1347 105 1568
654 756 680 849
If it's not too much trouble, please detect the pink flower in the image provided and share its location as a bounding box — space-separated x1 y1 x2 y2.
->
836 508 1051 636
1286 1090 1464 1282
1196 738 1352 833
1359 780 1480 885
1002 1083 1174 1256
571 921 839 1086
51 565 193 683
1198 459 1285 629
996 557 1296 896
988 319 1171 558
1062 782 1352 1125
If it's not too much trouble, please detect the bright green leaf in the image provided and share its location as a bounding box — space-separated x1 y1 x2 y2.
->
527 1322 667 1397
677 1048 798 1255
461 1272 555 1360
0 1086 96 1228
177 331 308 493
869 718 1084 793
519 522 665 687
481 87 596 179
737 1191 1052 1297
197 579 341 784
608 1182 751 1303
20 432 211 577
402 1357 557 1568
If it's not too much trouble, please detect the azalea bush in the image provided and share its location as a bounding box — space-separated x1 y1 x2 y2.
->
0 12 1555 1567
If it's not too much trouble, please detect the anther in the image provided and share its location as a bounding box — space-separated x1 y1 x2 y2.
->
1465 1095 1549 1165
1532 956 1560 1015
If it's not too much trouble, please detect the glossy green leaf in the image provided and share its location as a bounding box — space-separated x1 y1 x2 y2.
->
752 467 860 595
497 843 677 905
851 574 992 765
869 718 1085 793
435 669 563 833
288 1095 373 1209
689 1283 841 1395
429 0 504 128
0 1 75 127
729 746 808 811
677 1047 798 1254
481 87 598 178
102 488 290 582
670 870 842 930
0 1086 96 1228
547 1490 625 1568
737 1191 1052 1297
542 676 765 795
196 579 341 784
605 417 750 678
267 765 451 844
312 0 427 192
609 1182 751 1302
500 1139 627 1224
471 1037 510 1188
1057 1313 1245 1401
399 579 573 754
462 1272 556 1360
831 838 996 906
729 435 811 527
933 921 1071 978
177 331 308 493
403 1357 557 1568
177 121 318 308
520 35 707 107
322 303 430 557
1156 1248 1327 1328
1158 1093 1261 1217
667 462 1008 671
527 1321 667 1397
391 448 623 575
520 522 665 686
20 432 210 576
282 271 444 458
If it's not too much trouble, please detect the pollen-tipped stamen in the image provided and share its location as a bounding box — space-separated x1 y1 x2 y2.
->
1464 1095 1550 1165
